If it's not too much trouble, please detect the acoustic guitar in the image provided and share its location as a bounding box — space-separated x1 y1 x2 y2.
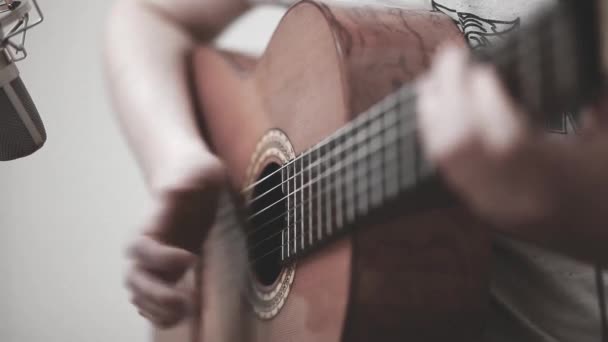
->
155 1 607 341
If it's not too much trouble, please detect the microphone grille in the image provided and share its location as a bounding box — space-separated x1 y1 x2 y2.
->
0 77 46 161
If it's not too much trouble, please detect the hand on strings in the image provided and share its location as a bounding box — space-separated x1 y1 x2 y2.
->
125 153 225 328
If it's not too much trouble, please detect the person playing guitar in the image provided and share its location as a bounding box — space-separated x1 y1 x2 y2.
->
104 0 608 340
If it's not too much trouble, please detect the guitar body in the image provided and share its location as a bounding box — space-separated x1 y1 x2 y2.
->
156 1 491 341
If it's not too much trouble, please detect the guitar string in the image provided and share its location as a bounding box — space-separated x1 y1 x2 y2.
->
246 148 407 255
213 87 415 224
246 105 413 222
244 120 411 240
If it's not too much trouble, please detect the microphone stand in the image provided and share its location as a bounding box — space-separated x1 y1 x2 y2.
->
0 0 43 62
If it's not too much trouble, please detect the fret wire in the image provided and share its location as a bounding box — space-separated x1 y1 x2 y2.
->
286 162 292 258
325 138 334 236
316 144 323 241
369 107 384 207
357 110 370 216
335 128 344 230
345 119 357 223
300 155 305 252
384 107 400 200
399 89 417 189
292 160 297 255
308 149 313 246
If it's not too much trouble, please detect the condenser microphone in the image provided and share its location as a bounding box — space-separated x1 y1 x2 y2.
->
0 0 44 161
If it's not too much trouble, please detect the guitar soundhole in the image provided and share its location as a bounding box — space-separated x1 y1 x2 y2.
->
249 163 285 286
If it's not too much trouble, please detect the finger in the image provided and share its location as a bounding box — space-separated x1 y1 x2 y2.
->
137 308 167 328
128 236 197 274
419 45 481 162
139 310 181 330
125 266 190 315
470 65 527 155
132 295 182 328
433 44 469 95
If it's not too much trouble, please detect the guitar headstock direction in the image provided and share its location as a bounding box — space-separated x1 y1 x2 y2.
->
472 0 605 123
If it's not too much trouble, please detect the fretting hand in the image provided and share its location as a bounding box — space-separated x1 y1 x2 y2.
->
417 44 608 261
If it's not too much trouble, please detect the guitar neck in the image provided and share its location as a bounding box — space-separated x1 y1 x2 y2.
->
477 1 603 122
243 0 606 265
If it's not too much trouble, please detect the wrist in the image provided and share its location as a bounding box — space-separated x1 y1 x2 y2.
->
147 141 224 196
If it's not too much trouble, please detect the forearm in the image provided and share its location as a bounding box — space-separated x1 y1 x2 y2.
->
103 0 248 191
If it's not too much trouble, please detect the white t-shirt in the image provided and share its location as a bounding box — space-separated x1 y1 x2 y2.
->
251 1 605 341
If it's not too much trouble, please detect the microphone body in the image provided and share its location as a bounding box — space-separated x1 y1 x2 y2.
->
0 49 45 161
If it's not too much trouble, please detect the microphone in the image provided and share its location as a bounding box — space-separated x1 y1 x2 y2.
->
0 0 44 161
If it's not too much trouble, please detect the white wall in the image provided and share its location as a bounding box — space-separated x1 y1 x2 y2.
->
0 1 282 341
0 1 149 341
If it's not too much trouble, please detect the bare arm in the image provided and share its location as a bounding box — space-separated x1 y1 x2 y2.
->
104 0 250 328
104 0 250 191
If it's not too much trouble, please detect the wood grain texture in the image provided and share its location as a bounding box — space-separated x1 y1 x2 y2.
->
157 2 491 341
